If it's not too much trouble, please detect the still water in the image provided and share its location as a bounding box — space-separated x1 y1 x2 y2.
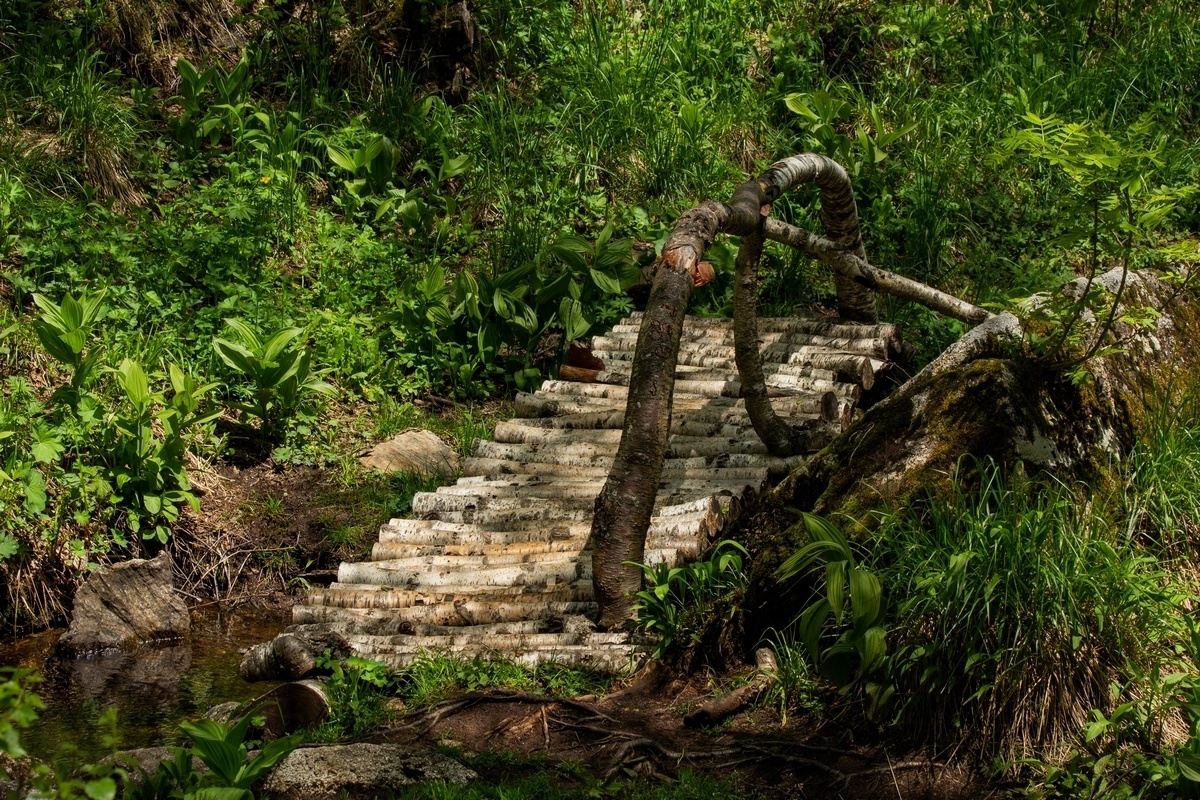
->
0 608 288 763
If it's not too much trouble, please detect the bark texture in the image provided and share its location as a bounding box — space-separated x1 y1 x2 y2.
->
590 204 725 629
759 155 878 323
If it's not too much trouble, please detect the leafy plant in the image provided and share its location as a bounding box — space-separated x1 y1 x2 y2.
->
326 134 400 200
775 513 888 707
213 319 334 439
994 110 1198 375
628 540 748 658
311 653 396 740
9 292 220 548
32 290 107 399
125 711 297 800
179 715 296 798
389 651 612 708
762 633 825 728
102 360 221 543
1027 625 1200 799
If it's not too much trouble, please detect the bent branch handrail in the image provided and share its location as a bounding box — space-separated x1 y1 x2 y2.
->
589 154 992 626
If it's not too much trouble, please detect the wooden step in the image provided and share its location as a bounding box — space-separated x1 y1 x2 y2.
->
287 313 904 674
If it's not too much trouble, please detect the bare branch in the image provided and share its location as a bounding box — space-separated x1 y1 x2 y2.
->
762 218 992 326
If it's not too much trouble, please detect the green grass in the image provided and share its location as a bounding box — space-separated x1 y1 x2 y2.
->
394 651 615 709
1125 392 1200 557
873 462 1190 762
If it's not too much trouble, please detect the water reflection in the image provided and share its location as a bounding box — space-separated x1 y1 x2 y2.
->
0 607 288 763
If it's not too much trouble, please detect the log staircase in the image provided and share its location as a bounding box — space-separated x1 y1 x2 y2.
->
286 311 904 673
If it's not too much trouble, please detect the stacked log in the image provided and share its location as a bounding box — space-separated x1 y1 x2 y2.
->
280 312 899 672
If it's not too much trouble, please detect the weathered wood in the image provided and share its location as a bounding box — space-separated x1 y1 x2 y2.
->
734 216 811 457
683 647 778 727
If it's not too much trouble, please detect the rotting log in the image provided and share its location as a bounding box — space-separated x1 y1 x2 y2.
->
591 153 988 627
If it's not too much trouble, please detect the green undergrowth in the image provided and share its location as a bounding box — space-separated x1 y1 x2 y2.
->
874 463 1189 763
309 652 616 742
638 393 1200 785
394 652 616 708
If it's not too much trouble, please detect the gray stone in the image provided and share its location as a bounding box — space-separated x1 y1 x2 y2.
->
58 553 189 656
262 744 476 800
359 430 459 477
204 701 242 724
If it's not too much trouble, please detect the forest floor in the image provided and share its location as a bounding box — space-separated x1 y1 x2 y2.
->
164 399 510 616
380 666 986 799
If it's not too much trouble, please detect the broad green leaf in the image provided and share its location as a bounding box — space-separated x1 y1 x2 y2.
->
33 320 79 365
858 625 887 672
186 788 248 800
30 425 63 464
798 597 831 663
849 567 883 629
0 532 20 561
117 359 151 407
263 327 304 363
826 560 846 625
213 339 258 377
84 777 116 800
1178 752 1200 783
222 319 264 353
24 470 46 514
589 268 623 295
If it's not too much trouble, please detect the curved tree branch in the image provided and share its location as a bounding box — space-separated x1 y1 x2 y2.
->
590 154 989 623
590 201 729 629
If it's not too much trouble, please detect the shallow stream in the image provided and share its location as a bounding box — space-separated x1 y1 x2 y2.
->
0 608 288 763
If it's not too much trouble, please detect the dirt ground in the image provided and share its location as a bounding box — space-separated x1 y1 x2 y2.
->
378 665 994 800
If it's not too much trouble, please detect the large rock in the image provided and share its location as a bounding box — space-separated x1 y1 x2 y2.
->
262 744 476 800
57 553 189 656
359 430 459 477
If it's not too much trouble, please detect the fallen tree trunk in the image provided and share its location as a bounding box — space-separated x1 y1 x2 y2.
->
740 266 1200 635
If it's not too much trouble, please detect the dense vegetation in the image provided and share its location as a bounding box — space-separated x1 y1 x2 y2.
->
3 0 1200 795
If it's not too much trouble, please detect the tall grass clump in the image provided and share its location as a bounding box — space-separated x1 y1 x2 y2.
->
876 462 1186 762
1125 394 1200 557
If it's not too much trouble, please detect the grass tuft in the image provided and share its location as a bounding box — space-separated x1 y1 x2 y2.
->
875 461 1189 763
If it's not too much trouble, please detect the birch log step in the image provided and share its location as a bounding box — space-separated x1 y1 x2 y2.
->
621 310 902 341
289 619 557 637
294 600 601 628
280 312 904 673
338 558 590 589
368 646 640 672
